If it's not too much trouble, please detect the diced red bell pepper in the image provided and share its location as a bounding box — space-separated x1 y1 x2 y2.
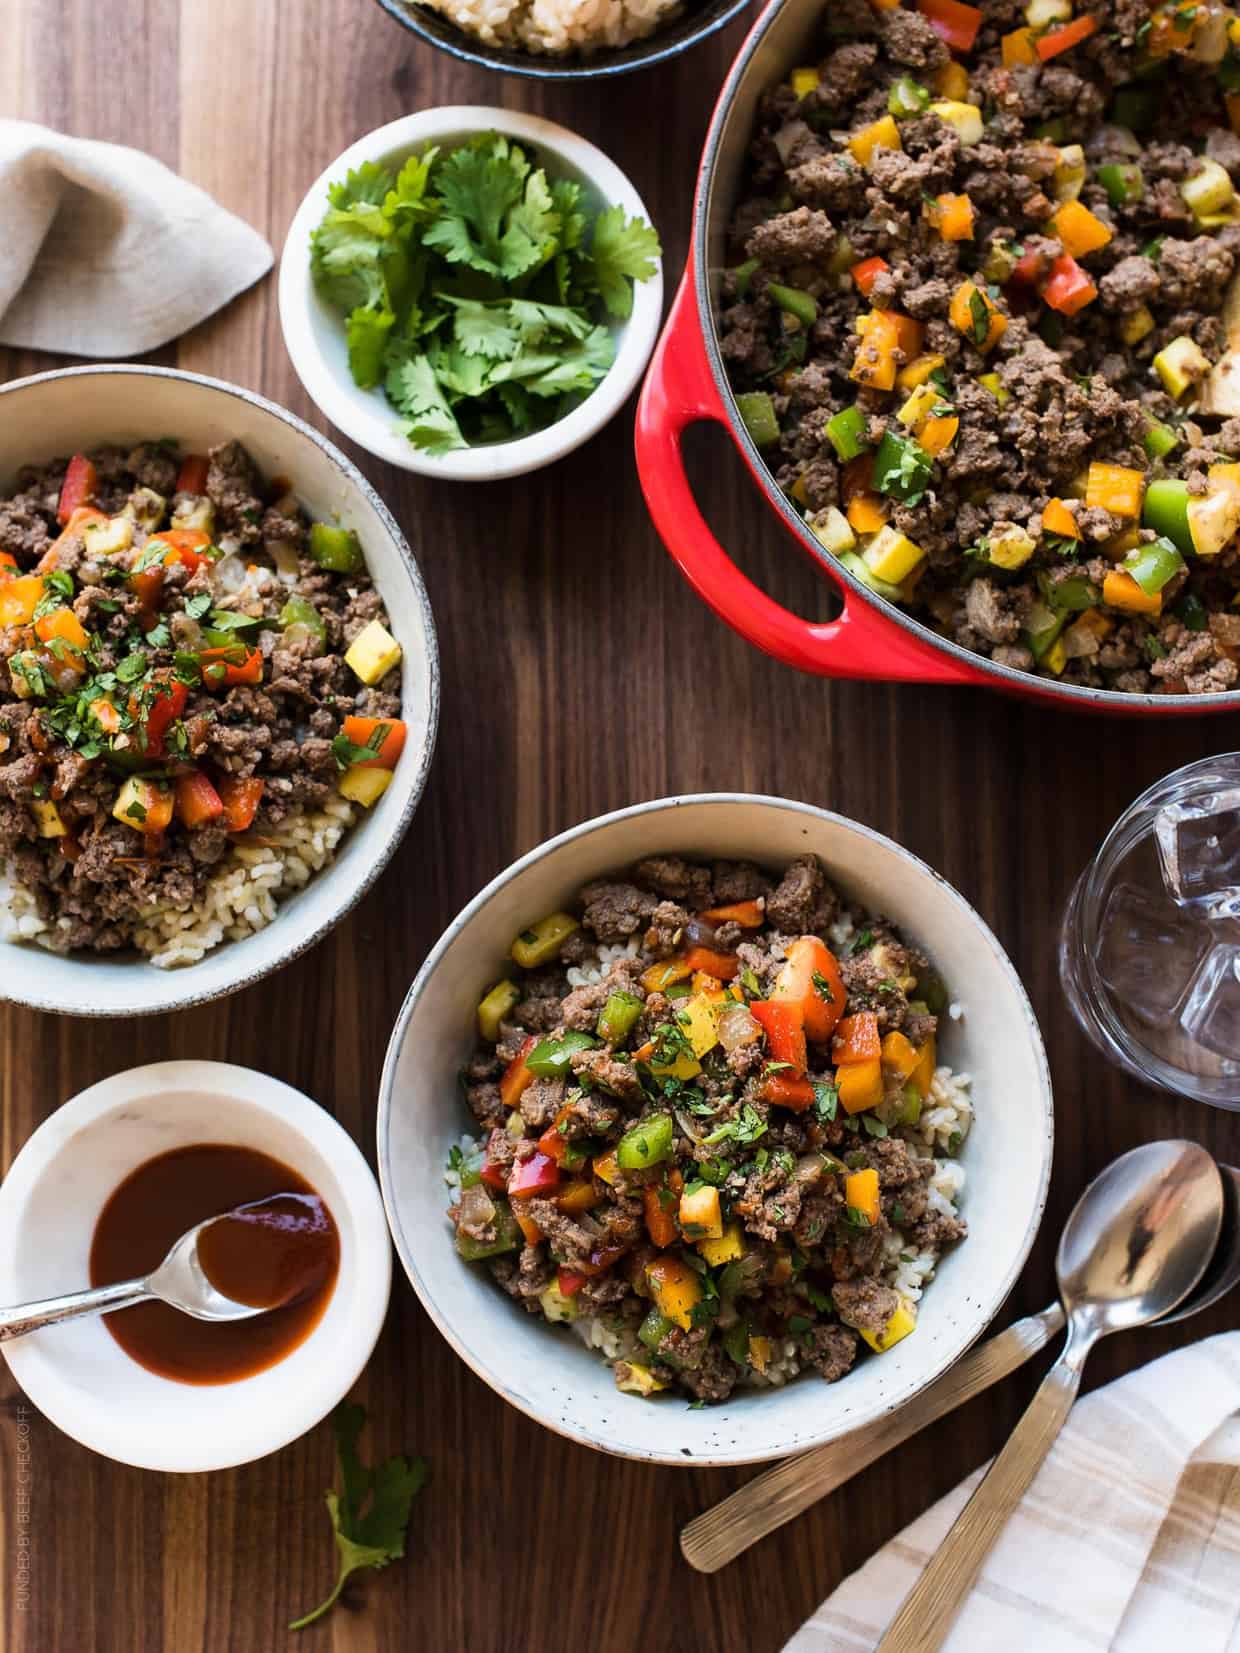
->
175 454 210 495
557 1267 589 1297
537 1106 576 1165
57 454 98 526
216 774 264 832
131 678 188 757
832 1011 882 1065
760 1073 817 1112
917 0 982 52
841 453 875 502
498 1034 538 1110
199 645 263 689
643 1168 683 1250
680 944 739 980
1043 254 1097 317
699 899 765 929
174 770 224 829
1036 13 1097 58
770 936 847 1042
480 1134 510 1192
508 1150 561 1198
340 714 407 770
149 528 211 575
582 1244 626 1278
750 999 808 1075
130 567 165 612
851 256 890 297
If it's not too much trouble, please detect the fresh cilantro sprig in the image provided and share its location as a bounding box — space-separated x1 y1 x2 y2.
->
289 1403 429 1632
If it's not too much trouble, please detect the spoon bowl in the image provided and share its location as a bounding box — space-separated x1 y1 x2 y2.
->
147 1217 271 1323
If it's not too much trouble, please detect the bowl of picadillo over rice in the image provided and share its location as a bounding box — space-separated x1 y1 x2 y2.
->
378 794 1053 1466
0 366 438 1017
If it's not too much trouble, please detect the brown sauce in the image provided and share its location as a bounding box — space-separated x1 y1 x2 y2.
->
89 1143 340 1386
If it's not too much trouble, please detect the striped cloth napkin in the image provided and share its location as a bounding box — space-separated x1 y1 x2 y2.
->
785 1333 1240 1652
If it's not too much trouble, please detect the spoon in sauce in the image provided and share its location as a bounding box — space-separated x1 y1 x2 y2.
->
0 1193 333 1343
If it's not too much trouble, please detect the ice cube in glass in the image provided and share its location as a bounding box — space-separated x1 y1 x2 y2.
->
1154 788 1240 916
1180 944 1240 1064
1097 880 1210 1026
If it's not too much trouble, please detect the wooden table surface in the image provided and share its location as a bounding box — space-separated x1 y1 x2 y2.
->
1 2 1237 1648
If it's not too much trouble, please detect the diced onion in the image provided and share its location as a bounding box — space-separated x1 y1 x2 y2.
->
268 540 302 582
1089 124 1142 159
458 1185 496 1228
212 551 248 595
717 1004 761 1052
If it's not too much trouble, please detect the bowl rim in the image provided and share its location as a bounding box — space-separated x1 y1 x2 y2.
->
369 0 755 79
376 791 1055 1466
278 106 664 481
0 363 440 1017
689 0 1240 711
0 1059 393 1472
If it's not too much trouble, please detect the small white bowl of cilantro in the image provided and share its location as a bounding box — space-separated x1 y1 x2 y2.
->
279 107 663 480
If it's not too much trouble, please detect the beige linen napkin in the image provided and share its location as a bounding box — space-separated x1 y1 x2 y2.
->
785 1333 1240 1653
0 119 272 357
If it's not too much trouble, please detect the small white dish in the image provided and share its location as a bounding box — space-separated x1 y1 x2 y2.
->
0 1061 392 1472
378 794 1054 1467
279 106 664 481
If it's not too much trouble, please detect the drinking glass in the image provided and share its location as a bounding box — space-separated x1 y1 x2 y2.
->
1060 753 1240 1109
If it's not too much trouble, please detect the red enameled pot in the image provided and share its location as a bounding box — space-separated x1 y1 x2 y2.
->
635 0 1238 715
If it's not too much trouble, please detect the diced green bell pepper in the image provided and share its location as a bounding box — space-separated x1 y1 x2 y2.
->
899 1082 922 1125
598 990 643 1043
825 404 869 462
736 391 780 449
914 968 948 1014
617 1112 674 1170
722 1319 751 1366
1096 162 1144 207
1034 117 1068 144
766 283 819 328
888 75 930 117
1142 479 1193 555
638 1308 682 1366
1124 535 1186 596
1173 591 1209 631
1143 419 1179 462
872 430 933 505
1111 87 1154 131
456 1148 486 1189
839 550 903 603
278 595 327 650
526 1031 598 1079
1023 600 1068 661
730 256 760 298
454 1197 521 1261
309 521 364 573
1038 570 1099 613
666 981 693 999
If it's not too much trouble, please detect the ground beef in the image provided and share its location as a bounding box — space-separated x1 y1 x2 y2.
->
580 879 656 943
746 206 837 267
807 1323 859 1383
765 853 827 932
633 854 714 906
831 1277 901 1334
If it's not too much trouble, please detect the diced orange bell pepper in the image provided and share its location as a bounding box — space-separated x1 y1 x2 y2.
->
700 899 765 929
643 1169 683 1248
1001 25 1038 65
681 944 739 981
0 574 45 626
909 1035 937 1100
340 714 407 769
1043 254 1097 316
90 697 123 736
949 281 1007 352
499 1034 538 1110
770 935 847 1041
1103 569 1162 616
1051 200 1112 259
216 774 264 832
832 1011 881 1065
851 310 924 392
934 59 969 99
0 551 15 578
844 1166 881 1223
199 645 263 689
760 1073 817 1112
929 193 974 242
1036 12 1097 57
148 528 211 575
838 1057 884 1114
641 958 692 995
33 607 89 654
508 1199 541 1246
1042 498 1079 539
38 506 109 572
592 1149 620 1186
847 493 889 534
851 256 890 296
880 1030 921 1079
537 1106 577 1166
917 0 981 51
918 415 959 456
558 1179 603 1217
750 999 808 1074
175 454 210 495
174 770 225 829
1085 462 1144 521
57 454 97 526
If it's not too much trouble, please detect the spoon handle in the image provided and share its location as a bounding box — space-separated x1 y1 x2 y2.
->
876 1319 1091 1653
680 1301 1066 1573
0 1278 150 1342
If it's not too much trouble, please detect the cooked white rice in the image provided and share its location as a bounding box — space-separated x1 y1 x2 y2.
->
0 795 355 970
413 0 682 55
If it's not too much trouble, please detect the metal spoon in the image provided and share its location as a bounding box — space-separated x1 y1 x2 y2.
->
876 1140 1224 1653
0 1212 270 1342
682 1161 1240 1573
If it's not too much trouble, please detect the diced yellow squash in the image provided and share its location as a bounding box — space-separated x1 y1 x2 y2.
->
810 505 856 554
1187 487 1240 556
539 1281 579 1323
338 765 393 808
679 994 721 1060
1154 335 1211 399
987 524 1037 570
1119 305 1155 346
121 489 166 531
860 1296 917 1353
641 957 692 994
1025 0 1070 22
477 978 521 1042
748 1334 773 1373
897 353 946 391
679 1183 723 1242
697 1222 746 1267
929 100 984 145
112 775 173 833
1052 144 1086 203
343 619 402 685
897 383 940 428
171 495 216 535
650 1050 701 1081
977 371 1010 408
647 1256 703 1331
1182 158 1235 221
1043 636 1068 675
512 910 580 968
81 515 134 555
615 1362 667 1396
847 114 902 166
790 66 820 98
31 798 67 839
844 1166 880 1224
864 526 926 584
1209 461 1240 500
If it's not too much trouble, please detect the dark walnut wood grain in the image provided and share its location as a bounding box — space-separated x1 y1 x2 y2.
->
0 2 1236 1649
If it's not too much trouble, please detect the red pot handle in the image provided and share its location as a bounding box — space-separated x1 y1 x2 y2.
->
635 265 978 684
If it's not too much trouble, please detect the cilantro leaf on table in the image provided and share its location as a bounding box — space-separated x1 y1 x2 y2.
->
582 204 663 319
289 1403 429 1632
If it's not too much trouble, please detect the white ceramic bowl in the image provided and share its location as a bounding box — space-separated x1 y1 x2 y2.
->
0 1061 392 1471
378 794 1054 1467
279 107 664 481
0 365 439 1017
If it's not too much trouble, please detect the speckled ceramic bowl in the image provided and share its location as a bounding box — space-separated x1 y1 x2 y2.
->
377 794 1054 1467
0 366 439 1018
